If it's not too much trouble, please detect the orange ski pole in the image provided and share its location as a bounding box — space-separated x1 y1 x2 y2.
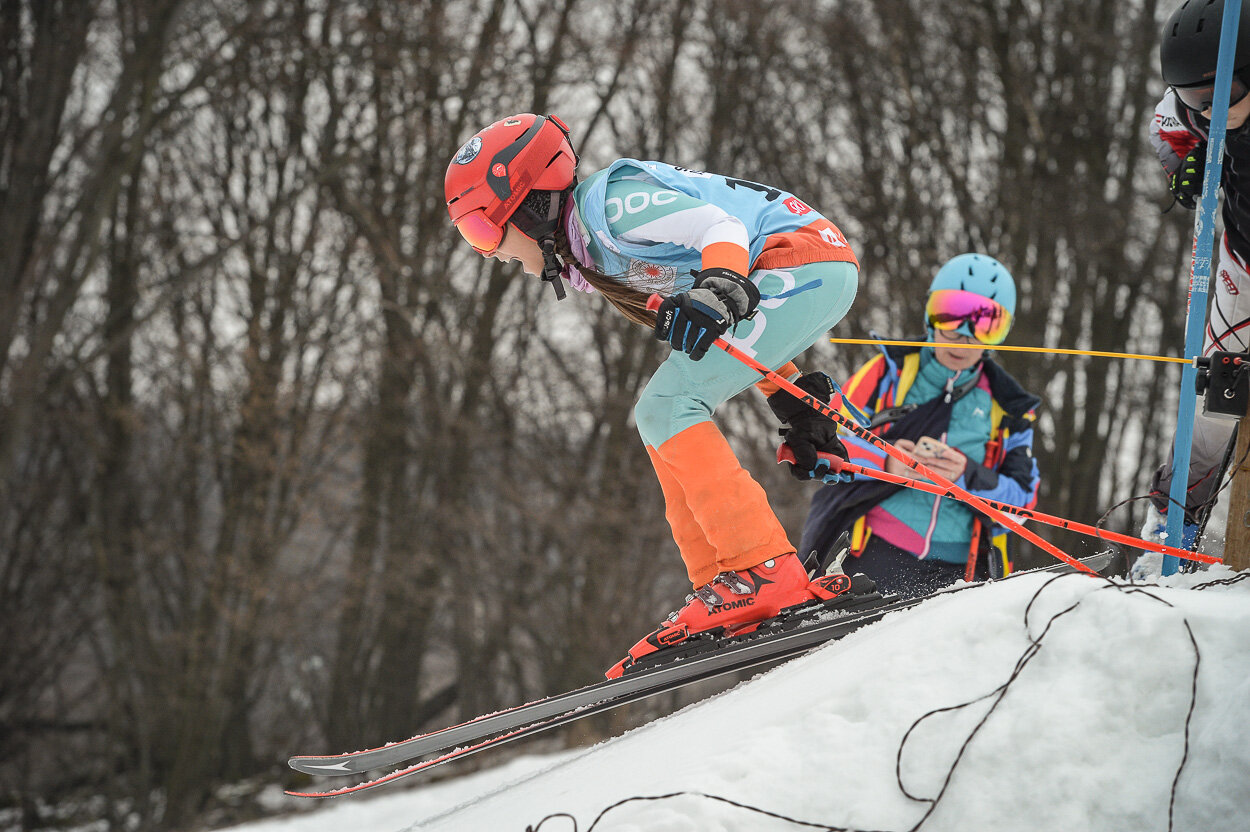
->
645 294 1096 575
778 447 1221 566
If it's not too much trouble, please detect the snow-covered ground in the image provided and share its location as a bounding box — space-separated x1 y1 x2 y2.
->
222 563 1250 832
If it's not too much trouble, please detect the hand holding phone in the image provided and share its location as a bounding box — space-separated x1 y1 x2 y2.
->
913 436 967 481
916 436 950 458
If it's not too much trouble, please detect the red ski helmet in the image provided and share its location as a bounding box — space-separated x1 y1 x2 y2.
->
445 114 578 255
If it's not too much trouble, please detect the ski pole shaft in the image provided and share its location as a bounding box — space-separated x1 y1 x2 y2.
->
782 447 1221 565
1164 0 1244 575
645 294 1093 574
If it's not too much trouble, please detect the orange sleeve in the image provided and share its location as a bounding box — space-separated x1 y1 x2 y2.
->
754 362 800 398
701 241 750 276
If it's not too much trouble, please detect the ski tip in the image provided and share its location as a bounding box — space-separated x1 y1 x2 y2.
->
1068 552 1113 575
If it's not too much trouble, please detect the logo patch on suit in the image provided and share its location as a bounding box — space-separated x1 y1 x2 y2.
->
1222 269 1240 295
628 260 677 284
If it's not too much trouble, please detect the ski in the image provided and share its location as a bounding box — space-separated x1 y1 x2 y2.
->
285 710 589 798
285 553 1109 798
285 590 901 798
287 588 890 779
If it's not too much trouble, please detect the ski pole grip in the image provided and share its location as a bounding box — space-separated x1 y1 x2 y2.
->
646 293 664 312
815 450 849 472
777 445 849 473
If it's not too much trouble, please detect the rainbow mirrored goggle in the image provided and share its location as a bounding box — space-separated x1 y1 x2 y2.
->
925 289 1013 346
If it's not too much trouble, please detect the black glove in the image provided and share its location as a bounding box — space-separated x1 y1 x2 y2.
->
1170 143 1206 210
654 268 760 361
767 371 849 481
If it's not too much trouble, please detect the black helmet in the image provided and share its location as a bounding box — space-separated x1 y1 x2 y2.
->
1161 0 1250 92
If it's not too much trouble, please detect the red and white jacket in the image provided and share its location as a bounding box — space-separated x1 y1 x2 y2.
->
1151 89 1250 264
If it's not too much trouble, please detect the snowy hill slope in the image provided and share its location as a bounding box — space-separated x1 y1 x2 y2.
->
231 567 1250 832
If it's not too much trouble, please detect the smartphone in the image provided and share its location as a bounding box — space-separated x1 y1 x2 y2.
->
916 437 950 458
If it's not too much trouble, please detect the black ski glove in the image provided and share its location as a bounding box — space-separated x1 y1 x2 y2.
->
1170 143 1206 210
654 268 760 361
767 371 849 481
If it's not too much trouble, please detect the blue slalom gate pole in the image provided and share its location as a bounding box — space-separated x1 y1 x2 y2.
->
1164 0 1243 574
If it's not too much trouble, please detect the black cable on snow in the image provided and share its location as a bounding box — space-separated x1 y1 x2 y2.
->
525 790 881 832
893 574 1200 832
525 574 1207 832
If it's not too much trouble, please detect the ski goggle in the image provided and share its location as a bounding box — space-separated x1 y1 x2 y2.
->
1172 75 1250 114
925 289 1013 346
454 201 553 256
454 209 506 255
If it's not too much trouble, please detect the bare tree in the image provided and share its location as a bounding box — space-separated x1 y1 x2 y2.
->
2 1 1204 828
792 0 1189 565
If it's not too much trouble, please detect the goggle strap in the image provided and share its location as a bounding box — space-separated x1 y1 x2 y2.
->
511 185 573 242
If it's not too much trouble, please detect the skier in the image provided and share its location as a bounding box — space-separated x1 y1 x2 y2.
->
444 114 862 673
796 255 1041 599
1145 0 1250 546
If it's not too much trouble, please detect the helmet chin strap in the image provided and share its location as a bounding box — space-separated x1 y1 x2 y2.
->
536 185 573 301
508 184 575 300
540 236 566 300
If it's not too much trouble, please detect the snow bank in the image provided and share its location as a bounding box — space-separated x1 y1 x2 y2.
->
224 569 1250 832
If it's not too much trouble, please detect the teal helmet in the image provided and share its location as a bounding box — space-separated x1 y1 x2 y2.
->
925 254 1016 344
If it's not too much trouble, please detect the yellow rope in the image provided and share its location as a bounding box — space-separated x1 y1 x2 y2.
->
827 337 1191 365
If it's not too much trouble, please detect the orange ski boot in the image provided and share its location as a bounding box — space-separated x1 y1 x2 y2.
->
607 552 819 678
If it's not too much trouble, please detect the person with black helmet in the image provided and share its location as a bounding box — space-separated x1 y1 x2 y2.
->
1146 0 1250 547
445 114 863 677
